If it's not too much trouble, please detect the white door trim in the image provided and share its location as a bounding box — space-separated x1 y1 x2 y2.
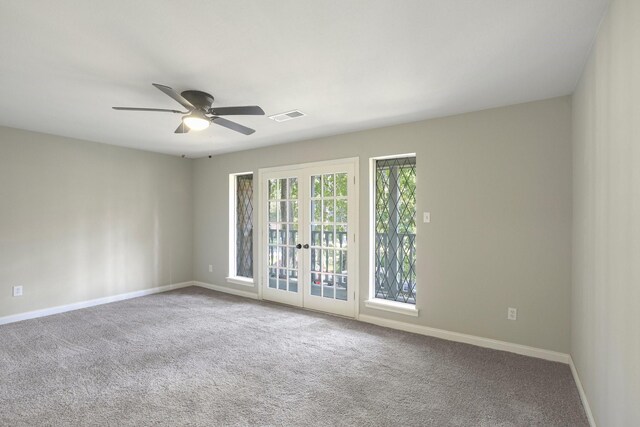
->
259 157 360 174
257 157 359 318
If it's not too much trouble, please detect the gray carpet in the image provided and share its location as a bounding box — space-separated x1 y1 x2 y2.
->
0 287 587 426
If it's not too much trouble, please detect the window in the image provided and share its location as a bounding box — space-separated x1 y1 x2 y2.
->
228 173 254 284
369 155 417 311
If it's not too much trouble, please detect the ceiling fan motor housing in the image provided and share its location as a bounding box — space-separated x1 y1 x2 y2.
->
181 90 214 110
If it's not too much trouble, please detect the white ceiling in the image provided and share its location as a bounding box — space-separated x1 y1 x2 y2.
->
0 0 609 157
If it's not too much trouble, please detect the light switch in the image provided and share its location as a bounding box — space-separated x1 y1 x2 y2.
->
423 212 431 223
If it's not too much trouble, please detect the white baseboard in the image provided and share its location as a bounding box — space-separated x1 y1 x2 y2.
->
0 280 570 368
569 356 596 426
189 283 570 365
193 281 259 300
358 314 570 364
0 281 194 326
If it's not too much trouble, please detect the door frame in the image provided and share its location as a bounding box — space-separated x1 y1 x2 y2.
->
257 157 360 318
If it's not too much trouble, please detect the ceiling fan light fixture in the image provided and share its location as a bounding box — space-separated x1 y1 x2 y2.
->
183 112 210 131
113 84 259 135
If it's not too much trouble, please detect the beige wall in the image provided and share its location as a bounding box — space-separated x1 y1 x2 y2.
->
194 96 573 353
0 97 574 355
0 126 193 317
572 0 640 424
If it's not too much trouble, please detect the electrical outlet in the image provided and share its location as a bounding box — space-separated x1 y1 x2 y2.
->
507 307 517 320
13 286 23 297
208 265 213 273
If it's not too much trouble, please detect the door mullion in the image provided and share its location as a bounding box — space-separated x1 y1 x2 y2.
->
299 173 310 306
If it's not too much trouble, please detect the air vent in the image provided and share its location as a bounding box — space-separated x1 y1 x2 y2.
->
268 110 306 123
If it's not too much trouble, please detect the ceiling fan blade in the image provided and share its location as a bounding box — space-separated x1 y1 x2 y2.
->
208 106 265 116
211 117 255 135
152 83 195 111
174 122 190 134
113 107 186 113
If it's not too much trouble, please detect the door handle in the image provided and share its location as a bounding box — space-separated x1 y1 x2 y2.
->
296 244 302 249
303 244 309 249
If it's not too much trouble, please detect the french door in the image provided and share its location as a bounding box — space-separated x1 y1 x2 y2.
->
260 159 357 317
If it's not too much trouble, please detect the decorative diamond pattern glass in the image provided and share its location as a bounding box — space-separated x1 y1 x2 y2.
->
236 174 253 278
267 177 299 292
374 157 416 304
310 173 349 301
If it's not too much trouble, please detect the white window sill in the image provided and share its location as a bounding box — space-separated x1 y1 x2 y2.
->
226 276 255 287
364 298 419 317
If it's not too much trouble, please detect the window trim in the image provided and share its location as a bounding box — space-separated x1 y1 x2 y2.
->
368 154 418 315
228 172 255 286
364 298 419 316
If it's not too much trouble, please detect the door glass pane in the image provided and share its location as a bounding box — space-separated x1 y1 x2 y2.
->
336 173 348 197
312 175 322 198
336 250 347 274
322 249 335 273
269 268 277 288
269 179 279 200
268 201 277 222
278 200 287 223
288 246 297 270
336 199 347 223
288 225 298 246
268 224 278 244
275 224 287 245
288 270 298 293
311 273 321 296
268 245 277 267
323 274 334 298
289 178 298 199
311 249 321 272
323 174 334 197
312 200 322 222
311 224 321 247
323 225 335 248
279 178 288 199
336 225 348 249
336 276 347 301
288 201 298 223
323 200 334 222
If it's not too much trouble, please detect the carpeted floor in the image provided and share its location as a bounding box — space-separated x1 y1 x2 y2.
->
0 287 587 426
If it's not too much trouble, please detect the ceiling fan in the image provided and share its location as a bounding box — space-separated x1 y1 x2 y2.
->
113 83 264 135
